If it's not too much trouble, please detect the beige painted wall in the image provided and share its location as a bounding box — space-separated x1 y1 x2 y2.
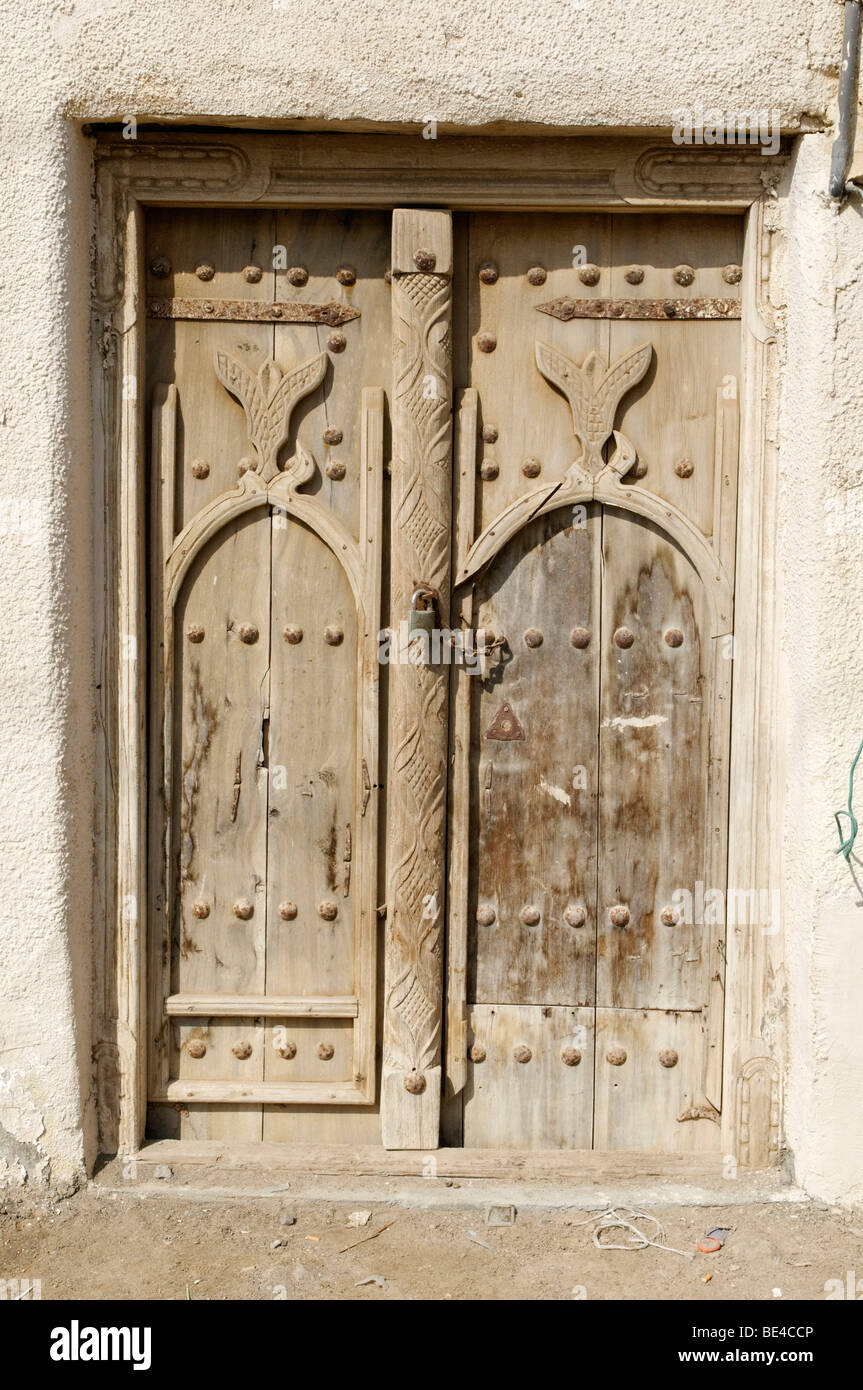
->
0 0 861 1201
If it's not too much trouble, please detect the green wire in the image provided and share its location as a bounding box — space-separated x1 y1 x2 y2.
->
835 737 863 860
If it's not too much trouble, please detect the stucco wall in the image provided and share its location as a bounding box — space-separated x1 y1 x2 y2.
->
0 0 860 1199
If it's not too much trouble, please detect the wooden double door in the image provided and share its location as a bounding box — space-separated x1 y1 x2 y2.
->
146 204 740 1152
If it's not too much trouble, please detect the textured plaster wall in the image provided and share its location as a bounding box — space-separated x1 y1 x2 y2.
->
0 0 859 1198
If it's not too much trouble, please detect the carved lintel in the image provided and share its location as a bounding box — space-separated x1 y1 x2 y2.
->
150 298 360 325
536 296 741 321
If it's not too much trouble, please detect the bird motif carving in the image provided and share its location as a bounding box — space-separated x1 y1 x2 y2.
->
213 350 327 484
535 339 652 478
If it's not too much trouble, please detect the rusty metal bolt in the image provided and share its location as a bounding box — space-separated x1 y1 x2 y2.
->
323 427 343 445
326 461 346 481
317 1042 335 1060
272 305 284 318
191 901 210 920
324 625 344 646
660 906 679 926
187 1039 207 1059
613 627 634 649
279 901 298 921
195 262 216 281
413 248 436 272
520 905 541 926
327 331 347 353
278 1041 297 1059
336 266 357 286
150 255 171 278
527 265 547 285
481 425 498 444
202 302 215 314
606 1046 627 1066
609 904 630 928
469 1043 487 1063
233 898 254 920
561 1046 582 1066
186 624 205 643
564 904 587 928
513 1044 533 1064
480 459 499 481
403 1071 426 1093
237 623 259 644
522 458 542 478
476 905 496 927
659 1047 679 1068
674 457 694 478
191 457 210 480
523 627 543 648
318 900 338 920
624 265 645 285
570 626 591 649
722 264 743 285
283 625 303 644
287 266 309 286
477 332 497 353
673 264 695 286
478 261 499 285
232 1041 253 1060
579 264 601 286
664 628 684 648
243 264 263 283
662 301 678 317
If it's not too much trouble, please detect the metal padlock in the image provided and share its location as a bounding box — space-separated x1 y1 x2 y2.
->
409 588 436 637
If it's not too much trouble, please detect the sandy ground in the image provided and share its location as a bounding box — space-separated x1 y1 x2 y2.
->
2 1187 861 1301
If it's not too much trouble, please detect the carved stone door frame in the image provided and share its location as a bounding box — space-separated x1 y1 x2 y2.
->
92 130 784 1168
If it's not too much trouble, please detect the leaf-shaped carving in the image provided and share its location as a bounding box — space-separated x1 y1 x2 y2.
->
535 340 652 476
213 350 327 483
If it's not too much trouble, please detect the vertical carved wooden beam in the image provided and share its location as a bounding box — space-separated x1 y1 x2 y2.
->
382 209 454 1149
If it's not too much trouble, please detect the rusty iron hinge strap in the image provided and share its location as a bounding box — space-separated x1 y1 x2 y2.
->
148 297 361 326
535 296 741 322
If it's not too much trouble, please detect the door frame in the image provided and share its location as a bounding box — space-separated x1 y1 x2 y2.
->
92 128 785 1168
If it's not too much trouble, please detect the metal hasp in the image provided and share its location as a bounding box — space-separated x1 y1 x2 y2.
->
829 0 862 200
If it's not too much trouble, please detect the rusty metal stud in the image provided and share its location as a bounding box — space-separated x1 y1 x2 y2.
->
659 1047 679 1068
233 899 253 920
564 904 587 928
201 302 215 314
326 461 346 481
523 627 543 648
243 264 263 283
578 264 601 286
327 331 347 353
287 266 308 286
279 901 298 921
664 628 684 648
624 266 645 285
520 905 541 926
283 625 303 644
413 248 436 272
278 1041 297 1059
317 1042 335 1060
324 624 344 646
336 266 356 286
469 1043 487 1063
527 265 547 286
561 1046 582 1066
195 262 215 281
403 1071 426 1093
150 255 171 278
232 1041 253 1060
186 624 205 643
323 427 343 445
477 331 497 353
476 905 496 927
673 264 695 286
513 1044 533 1064
674 457 694 478
187 1039 207 1059
570 626 591 649
481 425 498 444
722 264 743 285
191 901 210 920
522 457 541 478
480 459 499 481
237 623 259 644
613 627 634 649
609 904 630 927
660 906 679 926
606 1046 627 1065
190 457 210 480
318 900 338 920
478 261 499 285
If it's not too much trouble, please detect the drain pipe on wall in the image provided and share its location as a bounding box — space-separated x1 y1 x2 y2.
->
829 0 862 200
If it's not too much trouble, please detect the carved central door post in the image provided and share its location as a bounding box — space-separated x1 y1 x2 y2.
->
381 209 454 1149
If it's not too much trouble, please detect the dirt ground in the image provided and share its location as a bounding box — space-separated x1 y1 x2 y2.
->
2 1186 861 1301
